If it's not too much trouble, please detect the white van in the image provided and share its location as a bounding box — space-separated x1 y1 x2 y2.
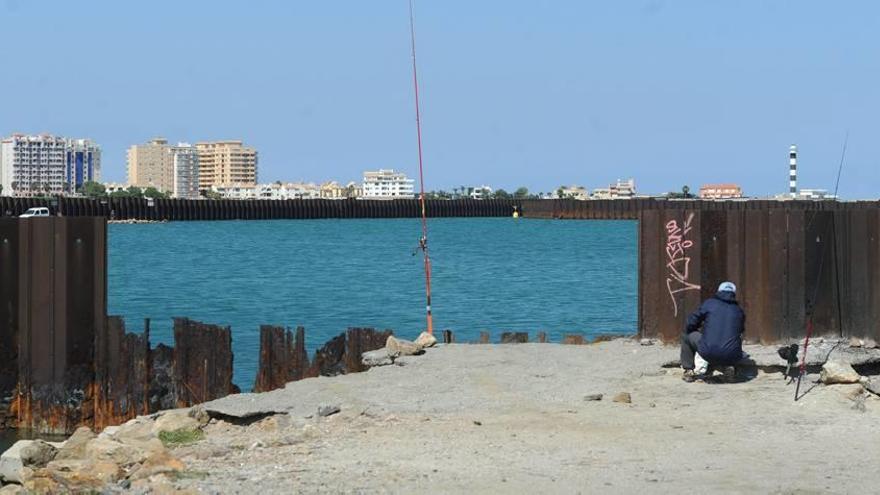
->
19 207 51 218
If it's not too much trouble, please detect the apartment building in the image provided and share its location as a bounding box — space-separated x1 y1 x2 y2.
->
0 134 100 196
172 143 200 200
362 169 414 199
558 185 589 200
127 138 174 192
319 181 363 199
196 141 258 190
66 138 102 193
591 178 636 199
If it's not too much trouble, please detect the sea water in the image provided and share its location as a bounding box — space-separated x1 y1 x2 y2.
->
108 218 638 389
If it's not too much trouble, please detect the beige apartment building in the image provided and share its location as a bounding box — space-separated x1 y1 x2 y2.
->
196 141 257 190
127 138 174 192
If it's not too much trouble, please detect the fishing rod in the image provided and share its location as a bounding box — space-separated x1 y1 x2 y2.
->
794 132 848 401
409 0 434 335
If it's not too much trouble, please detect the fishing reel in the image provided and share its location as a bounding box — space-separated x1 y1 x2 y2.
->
412 235 428 256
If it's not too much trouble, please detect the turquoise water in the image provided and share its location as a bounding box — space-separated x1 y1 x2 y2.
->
108 218 638 389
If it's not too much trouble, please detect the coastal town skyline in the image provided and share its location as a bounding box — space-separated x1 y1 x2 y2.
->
2 1 877 198
0 131 847 201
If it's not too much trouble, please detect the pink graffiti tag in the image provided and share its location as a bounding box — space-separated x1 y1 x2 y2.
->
665 212 700 316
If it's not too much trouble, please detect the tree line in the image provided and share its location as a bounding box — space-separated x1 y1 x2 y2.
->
79 181 171 199
425 187 541 200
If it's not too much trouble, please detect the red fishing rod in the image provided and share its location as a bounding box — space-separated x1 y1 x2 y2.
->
795 133 848 401
409 0 433 335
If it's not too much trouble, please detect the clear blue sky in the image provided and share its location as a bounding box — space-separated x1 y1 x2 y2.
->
1 1 877 198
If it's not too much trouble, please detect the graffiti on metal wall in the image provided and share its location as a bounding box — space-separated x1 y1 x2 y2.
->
665 212 700 316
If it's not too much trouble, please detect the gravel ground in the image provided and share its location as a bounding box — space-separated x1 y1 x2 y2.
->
172 340 880 494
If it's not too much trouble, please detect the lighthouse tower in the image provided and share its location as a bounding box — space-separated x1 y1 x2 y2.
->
789 144 798 198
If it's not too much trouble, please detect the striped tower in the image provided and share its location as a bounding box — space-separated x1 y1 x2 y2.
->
789 144 798 198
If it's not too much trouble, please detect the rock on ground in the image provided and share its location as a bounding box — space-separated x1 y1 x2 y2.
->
55 426 96 461
385 336 424 357
362 348 393 367
820 361 862 384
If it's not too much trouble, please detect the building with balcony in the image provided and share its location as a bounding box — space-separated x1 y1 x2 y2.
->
196 140 258 190
558 185 589 200
0 134 100 196
699 183 743 199
172 143 200 200
591 178 636 199
258 182 320 200
66 139 101 193
362 169 414 199
127 138 174 193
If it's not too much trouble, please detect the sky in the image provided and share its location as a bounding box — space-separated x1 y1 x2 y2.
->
1 0 877 198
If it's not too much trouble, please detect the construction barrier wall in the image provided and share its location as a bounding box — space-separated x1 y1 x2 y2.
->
0 197 521 220
0 217 106 433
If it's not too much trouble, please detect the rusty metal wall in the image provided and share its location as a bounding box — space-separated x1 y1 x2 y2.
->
1 197 521 221
4 217 106 433
636 201 880 343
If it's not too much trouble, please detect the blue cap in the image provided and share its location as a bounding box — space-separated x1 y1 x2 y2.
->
718 281 737 293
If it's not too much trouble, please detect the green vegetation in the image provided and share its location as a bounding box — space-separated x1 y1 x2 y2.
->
80 181 106 198
158 428 205 447
513 187 529 199
667 185 695 199
144 186 169 199
202 190 223 200
494 188 511 199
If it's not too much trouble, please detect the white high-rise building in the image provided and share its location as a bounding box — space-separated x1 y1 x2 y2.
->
1 134 100 196
362 169 415 199
66 138 101 193
172 143 200 199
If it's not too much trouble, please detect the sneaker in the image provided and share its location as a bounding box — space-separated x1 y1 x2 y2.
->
682 370 697 383
694 353 709 375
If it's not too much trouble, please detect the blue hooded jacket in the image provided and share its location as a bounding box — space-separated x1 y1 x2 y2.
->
686 290 745 365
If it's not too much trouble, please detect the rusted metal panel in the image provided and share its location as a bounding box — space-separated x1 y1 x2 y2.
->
94 317 151 430
172 318 236 407
0 220 19 427
10 217 105 433
804 211 840 336
699 210 728 303
741 210 771 343
652 208 701 340
841 210 871 337
253 325 294 393
869 210 880 339
766 209 789 343
638 209 663 339
305 327 391 377
785 210 806 340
